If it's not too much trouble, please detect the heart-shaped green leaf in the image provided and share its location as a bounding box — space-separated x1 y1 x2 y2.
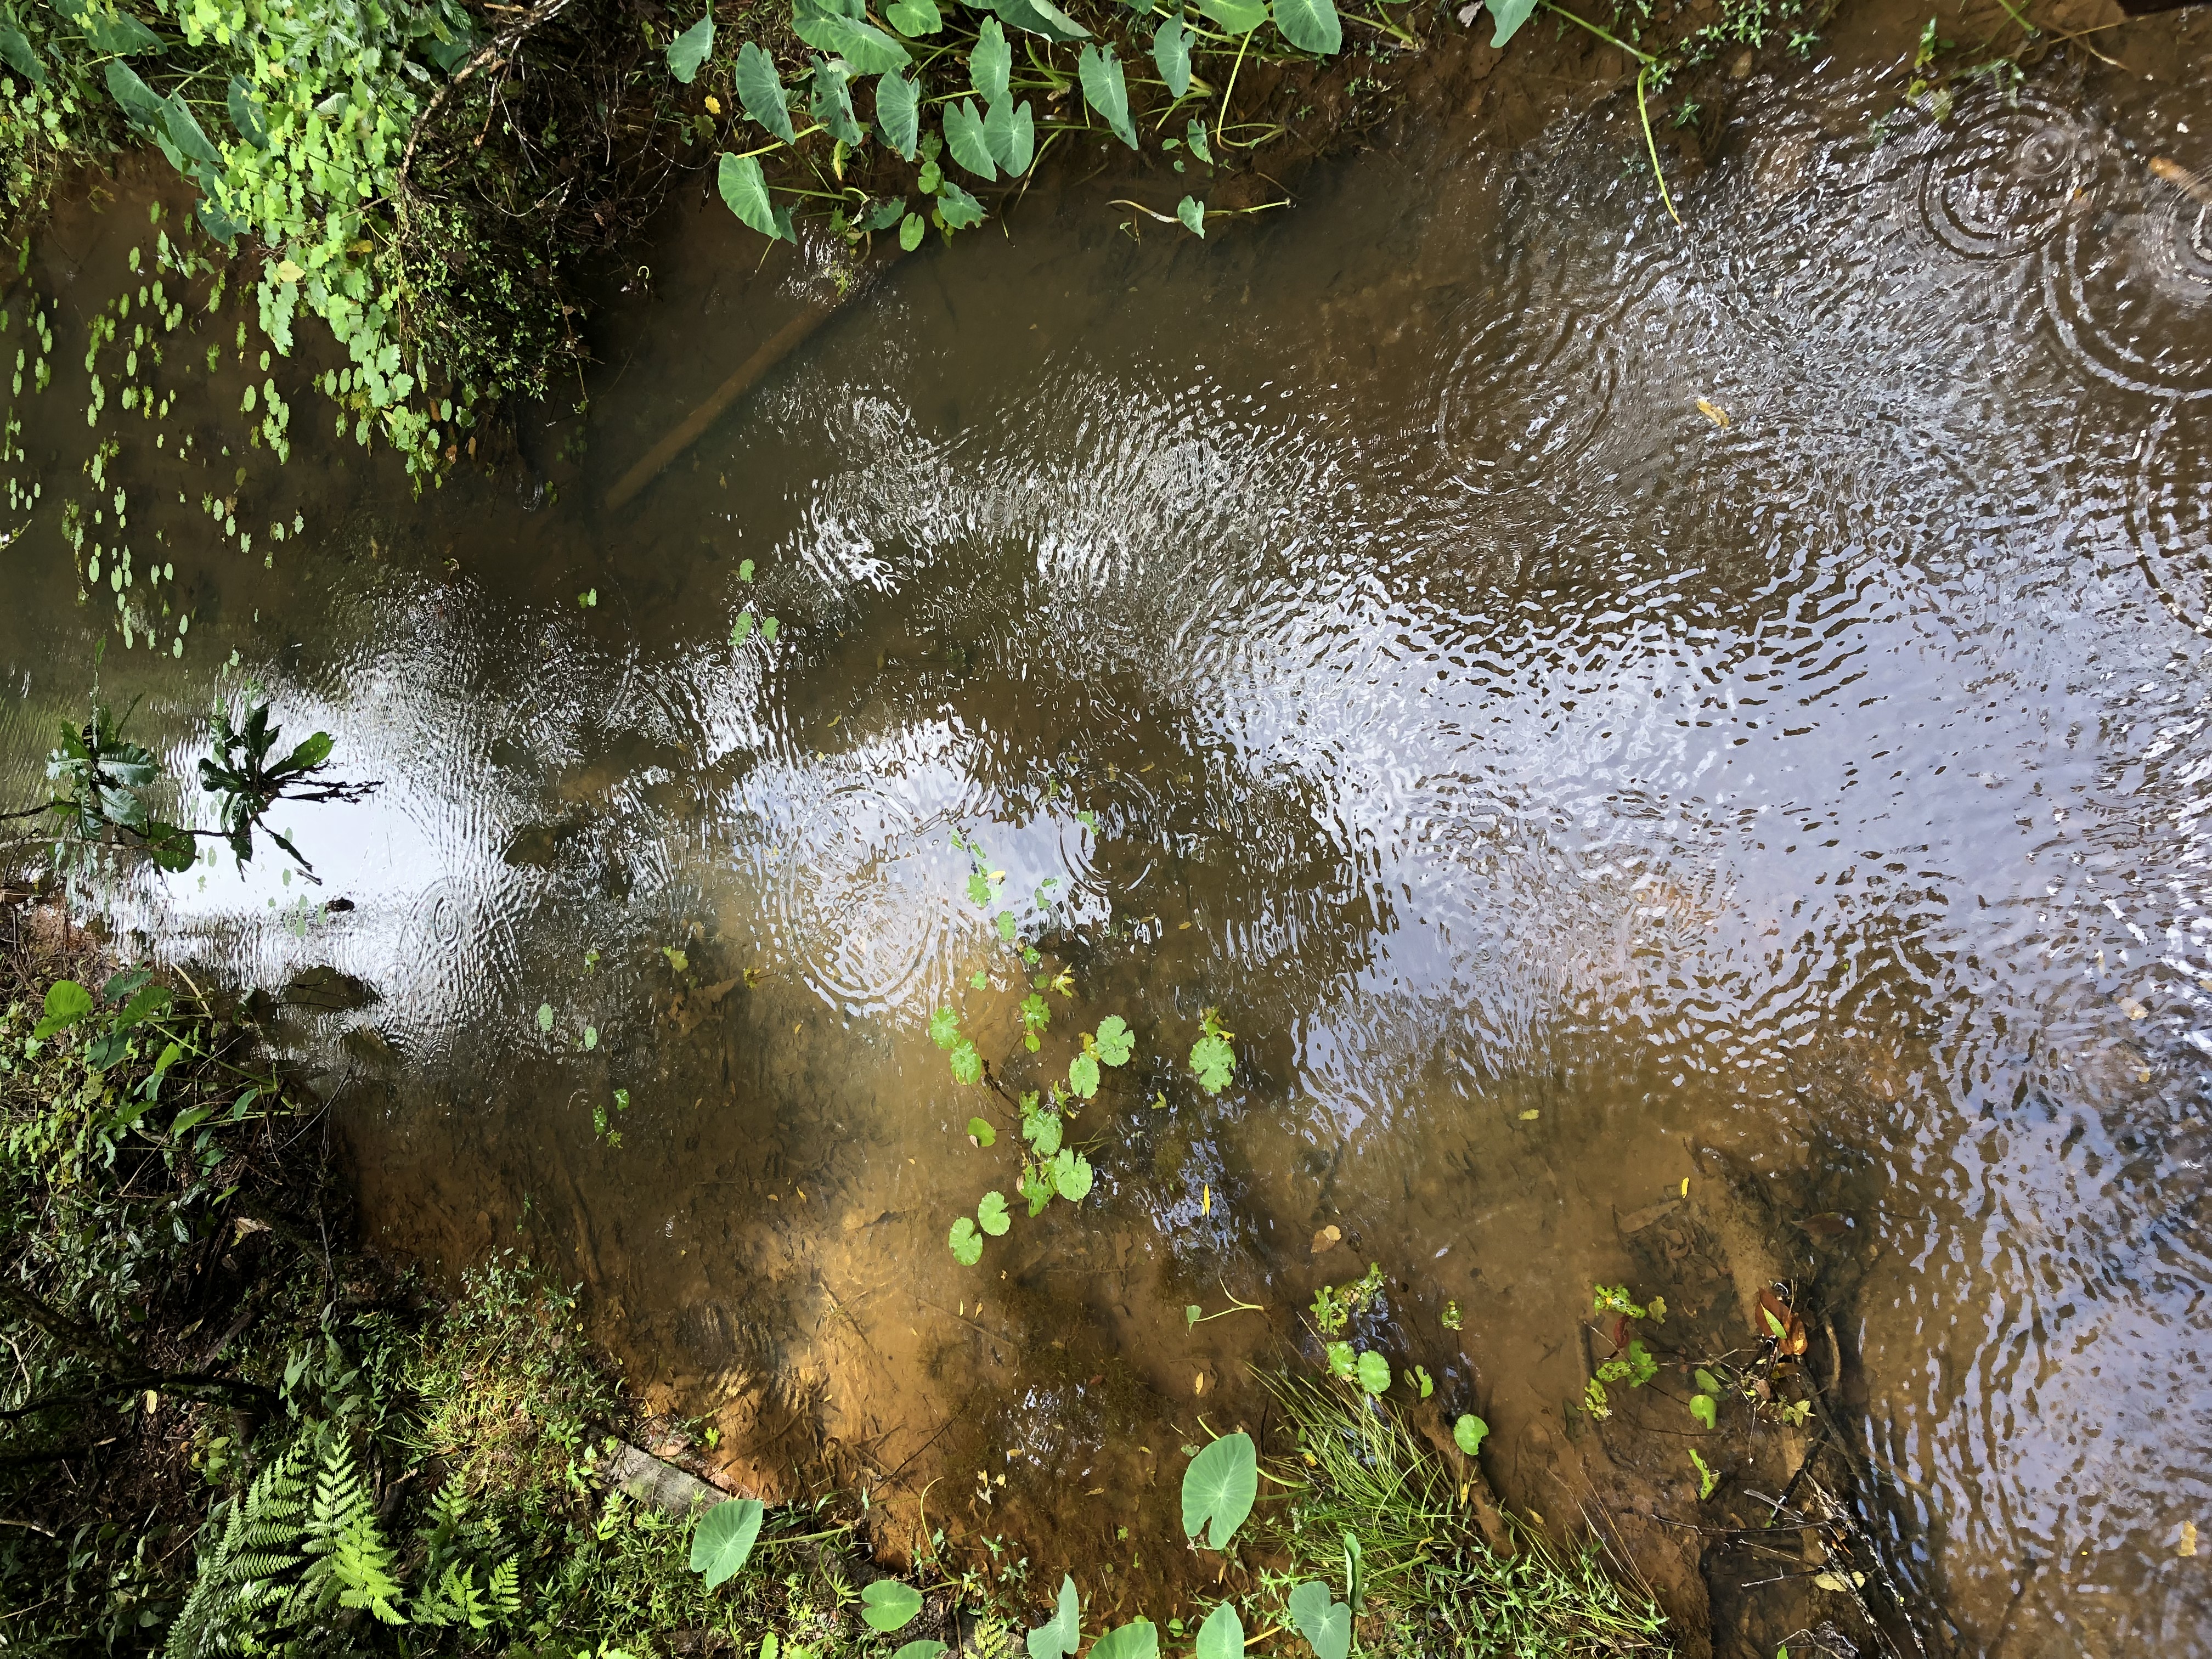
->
1068 1052 1100 1098
992 0 1091 40
1 23 48 88
1181 1431 1257 1549
944 98 995 178
893 1645 949 1659
1076 45 1136 149
949 1216 983 1265
1689 1393 1717 1430
1452 1414 1488 1457
967 1116 997 1146
977 1191 1011 1235
936 178 986 229
1177 195 1206 236
1286 1582 1350 1659
1488 0 1540 45
1273 0 1341 54
718 152 792 241
972 15 1011 103
861 1579 924 1633
1091 1622 1158 1659
887 0 943 32
667 13 714 82
689 1498 764 1588
1152 18 1190 97
32 979 94 1040
876 71 919 158
900 212 926 250
1195 1604 1245 1659
1195 0 1267 31
1028 1573 1081 1659
984 97 1034 176
225 74 264 144
736 40 796 142
793 10 912 72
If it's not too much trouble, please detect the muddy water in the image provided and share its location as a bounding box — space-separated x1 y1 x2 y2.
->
7 20 2212 1654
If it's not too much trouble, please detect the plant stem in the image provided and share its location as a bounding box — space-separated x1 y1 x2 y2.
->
1635 62 1681 226
1543 1 1655 63
1217 26 1258 147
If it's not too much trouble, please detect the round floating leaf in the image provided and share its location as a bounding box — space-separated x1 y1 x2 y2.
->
1195 1603 1245 1659
950 1039 984 1086
1052 1149 1093 1203
1028 1573 1082 1659
1355 1350 1391 1396
977 1191 1011 1235
1091 1622 1158 1659
1452 1414 1488 1457
930 1007 961 1050
1190 1032 1235 1093
1181 1431 1257 1550
667 13 715 82
1093 1015 1133 1066
736 40 796 143
861 1579 924 1633
968 1116 997 1146
689 1498 764 1589
948 1216 983 1265
1325 1341 1356 1381
900 212 926 250
1068 1052 1101 1099
1273 0 1342 54
1177 196 1206 237
1286 1582 1350 1659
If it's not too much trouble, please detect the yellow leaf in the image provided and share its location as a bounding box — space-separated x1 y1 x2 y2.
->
1519 1109 1540 1121
1697 397 1730 428
274 257 304 283
2182 1520 2199 1557
1680 1177 1689 1196
705 94 723 115
1201 1184 1211 1217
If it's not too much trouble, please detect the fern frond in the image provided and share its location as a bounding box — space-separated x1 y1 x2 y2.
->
487 1556 522 1618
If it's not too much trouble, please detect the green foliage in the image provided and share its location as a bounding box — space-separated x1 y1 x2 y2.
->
668 12 716 82
1488 0 1542 45
1091 1621 1159 1659
948 1215 984 1265
690 1498 765 1589
861 1578 924 1632
1092 1014 1132 1066
1591 1284 1647 1321
1355 1350 1391 1396
1195 1602 1245 1659
1689 1449 1718 1500
1190 1009 1237 1093
1288 1581 1351 1659
976 1190 1011 1235
1182 1432 1259 1549
1689 1393 1717 1430
1028 1573 1081 1659
1594 1339 1657 1390
1452 1414 1488 1457
1309 1262 1385 1335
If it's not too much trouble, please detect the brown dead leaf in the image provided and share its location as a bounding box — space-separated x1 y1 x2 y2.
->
1311 1224 1343 1254
1796 1212 1852 1240
1616 1199 1680 1235
1756 1286 1809 1356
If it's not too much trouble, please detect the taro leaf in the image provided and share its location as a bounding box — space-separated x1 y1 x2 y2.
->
992 0 1091 41
737 41 797 143
164 93 223 169
949 1215 984 1264
1093 1014 1133 1066
1028 1573 1082 1659
972 15 1011 103
85 1029 131 1071
1452 1414 1488 1457
1076 45 1137 149
84 8 162 54
1273 0 1341 54
1181 1431 1257 1549
1190 1031 1235 1093
1068 1052 1101 1099
950 1037 984 1085
792 10 912 73
1195 1603 1245 1659
1091 1623 1158 1659
984 98 1034 176
929 1007 961 1050
1286 1582 1351 1659
2 23 48 87
1195 0 1267 31
967 1115 997 1146
862 197 907 231
1177 195 1206 236
1355 1350 1391 1396
689 1498 765 1589
225 76 268 148
936 178 986 229
861 1580 924 1633
977 1190 1011 1236
876 70 919 159
894 1646 950 1659
31 979 94 1041
1187 117 1212 163
944 98 996 179
1051 1148 1093 1203
1690 1394 1717 1430
1488 0 1539 45
112 983 173 1031
104 59 167 128
900 212 926 250
886 0 943 32
1151 18 1189 97
718 151 793 241
667 12 714 82
811 58 866 146
103 968 153 1004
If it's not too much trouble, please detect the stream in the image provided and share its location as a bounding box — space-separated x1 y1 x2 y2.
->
5 21 2211 1656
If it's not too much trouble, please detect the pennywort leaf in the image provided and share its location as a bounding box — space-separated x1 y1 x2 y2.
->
950 1037 984 1086
1093 1014 1133 1066
1068 1052 1101 1099
1355 1350 1391 1396
977 1190 1012 1235
949 1216 984 1264
1452 1414 1488 1457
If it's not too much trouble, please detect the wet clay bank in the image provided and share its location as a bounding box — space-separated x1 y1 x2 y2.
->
6 0 2212 1649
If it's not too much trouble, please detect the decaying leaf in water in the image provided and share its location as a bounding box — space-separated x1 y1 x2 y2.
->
2180 1519 2198 1557
1756 1286 1809 1355
1311 1223 1342 1254
1796 1212 1851 1240
1697 397 1730 428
